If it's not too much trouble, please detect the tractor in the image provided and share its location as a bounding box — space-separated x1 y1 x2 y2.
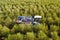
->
16 15 42 25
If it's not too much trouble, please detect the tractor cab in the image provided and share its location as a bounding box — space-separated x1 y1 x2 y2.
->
32 15 42 25
34 15 42 23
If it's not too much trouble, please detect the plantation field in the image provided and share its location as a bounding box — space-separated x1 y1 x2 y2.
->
0 0 60 40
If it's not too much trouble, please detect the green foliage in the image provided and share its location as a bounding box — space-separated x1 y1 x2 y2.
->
7 33 23 40
51 31 59 40
38 30 48 40
33 24 48 33
26 24 33 32
50 25 59 31
0 25 3 36
0 24 2 31
13 24 26 33
4 17 12 26
0 0 60 40
13 24 19 32
26 32 35 40
1 26 10 36
16 33 23 40
47 17 54 24
18 24 26 32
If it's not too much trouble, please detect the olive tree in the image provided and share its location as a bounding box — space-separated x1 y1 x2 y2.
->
7 33 23 40
26 32 35 40
38 30 48 40
1 26 10 36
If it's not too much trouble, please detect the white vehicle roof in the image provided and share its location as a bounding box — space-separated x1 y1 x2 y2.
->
34 15 42 18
